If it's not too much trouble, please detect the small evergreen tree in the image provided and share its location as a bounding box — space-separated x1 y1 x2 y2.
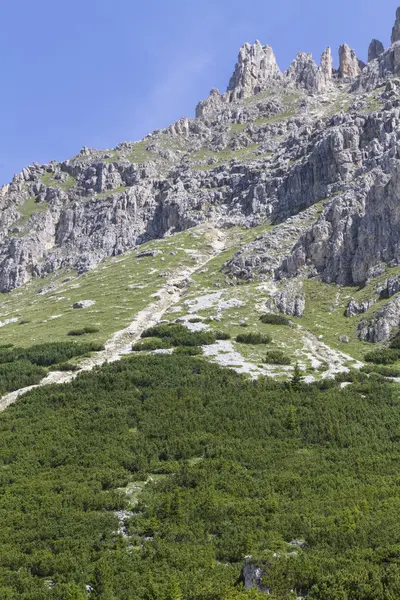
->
165 576 182 600
291 363 303 389
91 559 115 600
286 404 300 434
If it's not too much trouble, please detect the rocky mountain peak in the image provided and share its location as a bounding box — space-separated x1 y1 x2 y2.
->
4 3 400 357
338 43 364 78
368 39 385 62
319 46 333 85
285 48 333 93
227 40 281 101
392 6 400 44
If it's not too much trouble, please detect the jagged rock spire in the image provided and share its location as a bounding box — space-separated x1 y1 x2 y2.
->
285 48 332 93
195 88 227 118
286 52 319 88
318 47 333 89
368 39 384 62
339 44 363 78
392 7 400 44
227 40 281 100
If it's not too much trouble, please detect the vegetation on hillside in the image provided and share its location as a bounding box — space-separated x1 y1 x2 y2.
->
1 352 400 598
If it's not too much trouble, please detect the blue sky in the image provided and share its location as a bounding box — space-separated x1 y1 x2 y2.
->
0 0 398 184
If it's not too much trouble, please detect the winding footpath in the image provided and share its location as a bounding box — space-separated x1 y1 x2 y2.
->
0 227 227 412
0 224 366 412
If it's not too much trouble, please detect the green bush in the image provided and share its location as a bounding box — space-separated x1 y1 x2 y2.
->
264 350 291 365
361 364 400 378
236 332 272 345
0 341 104 367
0 360 46 394
68 326 100 336
141 323 181 339
132 338 173 352
364 348 400 365
56 362 80 372
215 331 231 340
390 332 400 349
141 323 216 347
335 369 370 383
260 313 291 326
188 318 203 324
173 346 202 356
21 342 103 366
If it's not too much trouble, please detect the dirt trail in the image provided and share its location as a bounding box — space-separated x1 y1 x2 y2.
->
299 327 363 382
0 227 227 412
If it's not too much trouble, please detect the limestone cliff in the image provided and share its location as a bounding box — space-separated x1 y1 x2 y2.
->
3 7 400 343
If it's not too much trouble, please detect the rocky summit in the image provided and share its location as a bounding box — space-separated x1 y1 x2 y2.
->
4 7 400 357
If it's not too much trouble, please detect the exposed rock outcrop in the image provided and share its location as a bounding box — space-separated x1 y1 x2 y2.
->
339 44 364 78
345 298 376 317
2 7 400 302
368 39 384 62
317 47 333 90
392 7 400 44
227 41 281 100
356 41 400 90
195 89 228 119
378 276 400 298
73 300 96 309
285 49 332 93
267 281 305 318
286 52 319 91
358 295 400 342
276 158 400 287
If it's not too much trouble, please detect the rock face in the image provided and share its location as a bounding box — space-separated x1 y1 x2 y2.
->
197 44 333 116
277 161 400 287
318 47 333 90
2 5 400 343
358 295 400 342
378 276 400 299
227 41 281 100
368 39 384 62
392 7 400 44
285 50 332 92
268 281 305 318
339 44 363 78
345 298 376 317
195 88 228 119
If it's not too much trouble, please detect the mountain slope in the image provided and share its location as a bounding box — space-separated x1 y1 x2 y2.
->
2 8 400 391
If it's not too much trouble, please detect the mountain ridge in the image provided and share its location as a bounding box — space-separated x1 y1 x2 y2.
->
2 7 400 348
